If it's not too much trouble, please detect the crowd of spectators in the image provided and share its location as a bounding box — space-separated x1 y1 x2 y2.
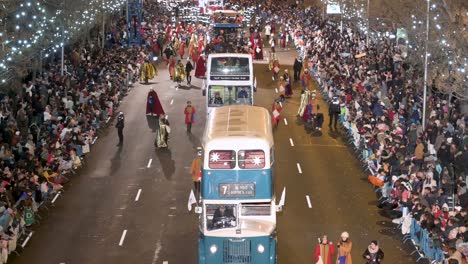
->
231 0 468 261
284 5 467 263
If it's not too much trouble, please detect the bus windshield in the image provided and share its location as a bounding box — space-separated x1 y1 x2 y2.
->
206 204 237 231
208 85 252 107
210 57 250 76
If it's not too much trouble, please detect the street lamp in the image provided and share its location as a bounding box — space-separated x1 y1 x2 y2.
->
422 0 430 128
366 0 369 47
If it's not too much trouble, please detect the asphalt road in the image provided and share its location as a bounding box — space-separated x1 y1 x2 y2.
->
10 50 416 264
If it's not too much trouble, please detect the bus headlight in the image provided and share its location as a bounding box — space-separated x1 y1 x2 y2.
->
257 244 265 253
210 245 218 254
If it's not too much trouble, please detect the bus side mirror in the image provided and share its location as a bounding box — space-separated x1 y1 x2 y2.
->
195 206 203 214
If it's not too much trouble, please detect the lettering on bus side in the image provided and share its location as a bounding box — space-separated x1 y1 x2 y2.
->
210 76 250 81
219 183 255 198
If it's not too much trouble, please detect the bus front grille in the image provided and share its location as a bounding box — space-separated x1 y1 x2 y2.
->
223 239 251 263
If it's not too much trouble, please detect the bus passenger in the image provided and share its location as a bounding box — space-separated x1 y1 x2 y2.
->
237 88 248 99
213 92 224 105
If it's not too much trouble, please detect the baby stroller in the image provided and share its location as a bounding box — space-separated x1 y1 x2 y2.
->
304 112 324 136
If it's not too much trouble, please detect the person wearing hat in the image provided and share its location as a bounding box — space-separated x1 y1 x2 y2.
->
184 101 196 133
115 112 125 146
336 231 352 264
190 148 203 194
314 235 335 264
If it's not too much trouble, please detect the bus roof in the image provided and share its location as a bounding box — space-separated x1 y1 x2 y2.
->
208 53 253 59
212 10 239 16
203 106 273 145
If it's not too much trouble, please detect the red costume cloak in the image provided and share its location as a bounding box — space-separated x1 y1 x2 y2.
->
194 56 206 79
146 90 165 116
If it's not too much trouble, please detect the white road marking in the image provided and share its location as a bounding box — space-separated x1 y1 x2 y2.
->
170 207 176 210
147 158 153 168
21 232 33 248
275 88 278 93
51 191 61 204
279 102 283 108
118 230 128 246
163 262 168 264
135 189 142 202
289 138 294 147
297 163 302 174
168 214 175 217
284 118 288 125
170 99 174 105
151 240 162 264
306 195 312 208
165 115 169 119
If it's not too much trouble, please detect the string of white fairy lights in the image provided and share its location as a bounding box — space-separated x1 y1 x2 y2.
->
0 0 127 84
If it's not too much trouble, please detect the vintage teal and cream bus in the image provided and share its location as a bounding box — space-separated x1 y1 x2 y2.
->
196 105 285 264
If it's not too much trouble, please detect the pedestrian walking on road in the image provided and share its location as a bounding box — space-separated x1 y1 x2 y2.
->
329 96 341 129
293 57 302 82
191 148 203 194
314 235 335 264
185 60 194 86
362 240 384 264
184 101 196 133
336 231 352 264
115 112 125 146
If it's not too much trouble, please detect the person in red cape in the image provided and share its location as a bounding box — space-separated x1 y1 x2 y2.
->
146 89 165 116
315 235 335 264
253 39 263 60
194 54 206 79
272 100 282 127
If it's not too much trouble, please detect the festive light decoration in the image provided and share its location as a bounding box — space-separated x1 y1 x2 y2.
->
0 0 126 83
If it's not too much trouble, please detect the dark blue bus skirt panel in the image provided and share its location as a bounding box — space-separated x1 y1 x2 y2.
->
198 234 277 264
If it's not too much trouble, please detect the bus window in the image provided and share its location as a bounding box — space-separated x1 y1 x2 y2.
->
208 86 252 107
238 150 265 169
209 150 236 169
241 203 271 216
206 204 237 231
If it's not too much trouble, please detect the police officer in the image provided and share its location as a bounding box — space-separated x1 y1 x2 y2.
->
115 112 125 146
328 97 341 129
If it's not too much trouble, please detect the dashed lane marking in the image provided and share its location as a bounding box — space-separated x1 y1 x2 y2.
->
147 159 153 168
163 261 168 264
289 138 294 147
51 191 61 204
135 189 142 202
21 232 33 248
297 163 302 174
306 195 312 208
279 102 283 108
275 88 278 93
170 99 174 105
284 118 288 125
118 230 128 246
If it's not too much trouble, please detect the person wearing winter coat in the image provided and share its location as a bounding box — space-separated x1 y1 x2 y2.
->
362 240 384 264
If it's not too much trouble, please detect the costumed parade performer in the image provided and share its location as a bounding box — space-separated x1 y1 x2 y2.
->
173 60 186 87
140 60 158 84
194 54 206 79
146 88 165 116
155 117 170 148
